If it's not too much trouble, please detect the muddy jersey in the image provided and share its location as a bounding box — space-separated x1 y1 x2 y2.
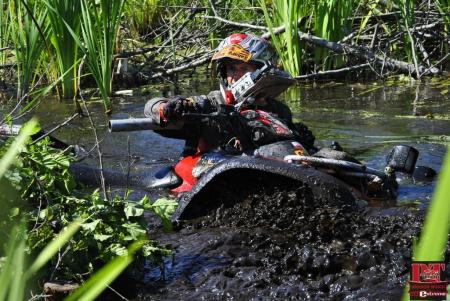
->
144 91 314 155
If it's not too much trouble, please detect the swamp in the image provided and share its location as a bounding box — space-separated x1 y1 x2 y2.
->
0 0 449 300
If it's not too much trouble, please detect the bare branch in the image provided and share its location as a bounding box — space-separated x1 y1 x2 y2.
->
294 63 371 80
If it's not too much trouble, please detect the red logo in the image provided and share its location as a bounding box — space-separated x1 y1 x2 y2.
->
409 261 448 300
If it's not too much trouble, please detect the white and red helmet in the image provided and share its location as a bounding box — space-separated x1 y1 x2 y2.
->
211 34 278 101
211 33 277 67
212 33 294 105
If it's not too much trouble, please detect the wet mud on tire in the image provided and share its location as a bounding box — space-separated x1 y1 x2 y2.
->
138 177 450 300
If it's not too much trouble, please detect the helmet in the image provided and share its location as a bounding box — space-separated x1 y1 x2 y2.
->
211 33 294 105
212 33 277 68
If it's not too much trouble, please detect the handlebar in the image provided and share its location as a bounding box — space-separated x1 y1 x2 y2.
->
108 118 182 132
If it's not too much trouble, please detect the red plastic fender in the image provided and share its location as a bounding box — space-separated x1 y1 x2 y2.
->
171 154 202 194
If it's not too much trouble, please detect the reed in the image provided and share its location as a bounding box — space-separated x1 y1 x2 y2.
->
124 0 159 38
44 0 81 99
9 0 50 99
313 0 354 70
260 0 307 77
435 0 450 43
392 0 419 72
0 0 11 67
67 0 125 113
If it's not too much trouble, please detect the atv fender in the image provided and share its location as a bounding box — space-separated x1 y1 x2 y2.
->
173 157 357 221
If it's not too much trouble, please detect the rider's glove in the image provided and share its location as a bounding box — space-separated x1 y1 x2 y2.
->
160 97 200 122
293 122 316 152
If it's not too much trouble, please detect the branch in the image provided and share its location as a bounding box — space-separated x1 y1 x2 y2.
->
31 113 79 145
0 62 15 69
78 55 109 201
115 8 199 60
294 63 371 80
296 31 440 76
147 51 214 79
207 0 266 31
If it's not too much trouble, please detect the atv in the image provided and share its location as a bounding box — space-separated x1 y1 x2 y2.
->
109 102 421 222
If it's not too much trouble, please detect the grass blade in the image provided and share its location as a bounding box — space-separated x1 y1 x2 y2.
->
7 237 26 301
26 220 82 276
0 226 23 300
65 241 144 301
0 118 38 179
415 148 450 261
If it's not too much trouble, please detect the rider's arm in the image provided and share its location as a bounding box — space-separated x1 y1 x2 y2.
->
144 95 218 126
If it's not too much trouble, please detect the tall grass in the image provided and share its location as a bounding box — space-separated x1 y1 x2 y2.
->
124 0 159 38
260 0 307 77
0 0 11 67
314 0 354 70
392 0 419 72
402 147 450 300
414 148 450 259
44 0 81 99
436 0 449 48
9 0 50 99
67 0 125 114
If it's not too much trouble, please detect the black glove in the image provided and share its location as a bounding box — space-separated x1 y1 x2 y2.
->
162 97 201 120
293 122 316 151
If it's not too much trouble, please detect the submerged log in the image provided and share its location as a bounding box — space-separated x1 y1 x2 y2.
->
43 281 79 301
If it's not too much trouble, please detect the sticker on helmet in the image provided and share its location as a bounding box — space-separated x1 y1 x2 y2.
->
212 44 252 62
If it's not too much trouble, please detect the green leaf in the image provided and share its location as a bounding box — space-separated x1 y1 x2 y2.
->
109 244 127 256
93 234 112 242
122 222 146 240
9 207 20 218
81 219 101 232
144 198 178 231
0 119 38 180
124 202 144 218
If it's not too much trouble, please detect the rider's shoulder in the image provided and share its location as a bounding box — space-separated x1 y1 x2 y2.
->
265 97 291 110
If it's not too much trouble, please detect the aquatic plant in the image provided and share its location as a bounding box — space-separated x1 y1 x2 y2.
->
67 0 125 113
435 0 449 51
0 120 177 298
313 0 354 70
392 0 420 75
0 135 175 281
124 0 159 38
44 0 81 99
260 0 306 77
9 0 50 98
0 0 11 68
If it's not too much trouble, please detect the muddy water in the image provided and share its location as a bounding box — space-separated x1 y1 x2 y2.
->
2 75 449 299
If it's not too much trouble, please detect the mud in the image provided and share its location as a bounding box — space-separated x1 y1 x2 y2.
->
137 179 450 300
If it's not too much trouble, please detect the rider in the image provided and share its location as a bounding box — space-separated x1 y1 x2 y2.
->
144 33 315 156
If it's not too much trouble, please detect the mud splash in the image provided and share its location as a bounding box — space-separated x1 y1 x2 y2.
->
137 180 449 300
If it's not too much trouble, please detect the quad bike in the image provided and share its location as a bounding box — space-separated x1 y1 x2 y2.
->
109 102 422 222
0 105 432 222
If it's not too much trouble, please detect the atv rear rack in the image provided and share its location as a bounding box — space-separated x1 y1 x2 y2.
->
284 155 388 179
